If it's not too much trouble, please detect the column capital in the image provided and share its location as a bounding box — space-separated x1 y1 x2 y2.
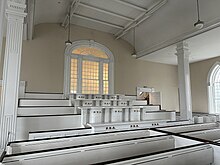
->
6 0 26 19
175 41 190 58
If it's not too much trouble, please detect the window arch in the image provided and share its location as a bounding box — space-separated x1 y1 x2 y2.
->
207 62 220 114
64 40 114 95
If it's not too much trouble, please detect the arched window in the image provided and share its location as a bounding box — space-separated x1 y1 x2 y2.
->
64 40 114 95
208 62 220 114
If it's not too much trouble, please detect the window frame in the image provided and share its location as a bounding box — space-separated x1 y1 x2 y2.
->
64 40 114 95
207 61 220 114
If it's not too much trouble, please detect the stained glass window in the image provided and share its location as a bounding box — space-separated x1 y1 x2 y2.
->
69 44 112 94
82 60 99 94
72 46 108 59
103 63 109 94
70 59 77 93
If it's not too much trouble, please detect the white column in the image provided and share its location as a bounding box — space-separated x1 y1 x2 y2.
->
0 0 26 149
175 41 192 120
0 0 7 57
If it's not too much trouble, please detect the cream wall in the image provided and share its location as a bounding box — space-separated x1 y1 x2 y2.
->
190 56 220 113
2 23 179 111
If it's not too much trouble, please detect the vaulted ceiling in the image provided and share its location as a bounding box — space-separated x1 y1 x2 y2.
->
30 0 220 65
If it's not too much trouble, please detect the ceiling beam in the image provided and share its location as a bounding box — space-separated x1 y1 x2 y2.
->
79 2 134 21
115 0 167 39
73 14 124 29
137 18 220 58
61 0 81 28
113 0 148 12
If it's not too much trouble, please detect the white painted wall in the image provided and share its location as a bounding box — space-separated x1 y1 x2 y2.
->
190 56 220 113
0 23 179 111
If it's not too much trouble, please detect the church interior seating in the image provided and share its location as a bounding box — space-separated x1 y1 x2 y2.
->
1 92 220 164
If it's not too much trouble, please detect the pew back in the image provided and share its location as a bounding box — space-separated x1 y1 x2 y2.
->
157 122 219 133
3 135 175 165
8 129 151 154
101 144 213 165
183 128 220 142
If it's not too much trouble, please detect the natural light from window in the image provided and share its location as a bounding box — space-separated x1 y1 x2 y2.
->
68 42 113 94
208 63 220 114
72 47 108 59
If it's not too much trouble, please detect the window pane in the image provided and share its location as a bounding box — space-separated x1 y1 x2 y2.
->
72 46 108 59
103 63 109 94
214 82 220 112
82 60 99 94
103 81 109 94
103 63 109 81
70 58 77 93
212 65 220 113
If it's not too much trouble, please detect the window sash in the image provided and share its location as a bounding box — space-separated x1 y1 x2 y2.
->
69 56 110 94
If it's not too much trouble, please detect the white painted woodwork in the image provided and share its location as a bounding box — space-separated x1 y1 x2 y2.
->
142 105 160 111
184 128 220 142
63 40 114 95
2 135 214 165
115 0 167 39
28 127 91 140
0 80 26 98
80 106 175 127
110 143 212 165
0 0 6 58
131 100 148 106
19 99 71 106
3 136 175 165
62 0 81 28
157 122 219 133
32 0 220 64
0 0 27 149
24 92 65 99
26 0 35 40
88 120 190 133
212 144 220 165
16 115 81 140
9 130 150 154
17 106 75 116
175 41 192 121
141 111 176 121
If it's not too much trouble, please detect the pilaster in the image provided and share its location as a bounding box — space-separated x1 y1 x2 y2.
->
175 41 192 120
0 0 26 149
0 0 7 58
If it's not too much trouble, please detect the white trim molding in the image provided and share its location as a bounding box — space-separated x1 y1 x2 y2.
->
63 40 114 96
0 0 27 149
207 61 220 114
0 0 7 59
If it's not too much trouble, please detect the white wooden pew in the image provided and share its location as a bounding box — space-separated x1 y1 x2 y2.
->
157 122 219 133
2 135 175 165
8 129 153 154
100 144 213 165
19 99 71 107
183 128 220 142
28 127 92 140
17 106 75 116
24 92 65 99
